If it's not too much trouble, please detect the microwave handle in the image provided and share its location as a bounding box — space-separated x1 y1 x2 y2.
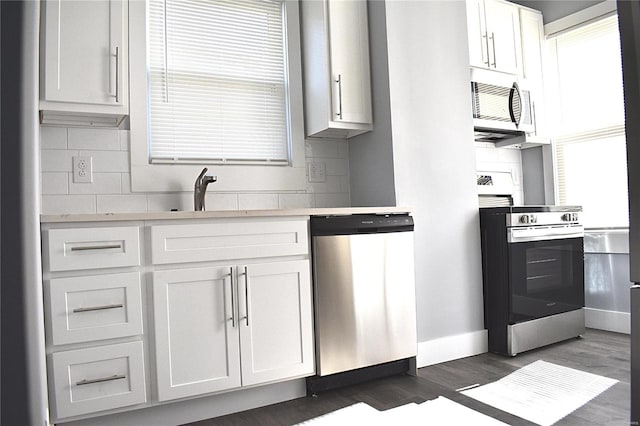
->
509 82 523 127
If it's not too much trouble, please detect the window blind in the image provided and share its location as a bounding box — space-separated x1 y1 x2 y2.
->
147 0 289 164
552 14 629 227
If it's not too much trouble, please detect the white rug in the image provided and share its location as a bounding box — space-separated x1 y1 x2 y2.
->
297 396 510 426
461 360 618 426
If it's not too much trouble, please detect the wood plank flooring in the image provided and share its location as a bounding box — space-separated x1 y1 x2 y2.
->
185 329 630 426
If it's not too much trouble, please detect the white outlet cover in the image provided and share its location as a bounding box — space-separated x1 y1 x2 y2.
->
73 156 93 183
308 162 326 183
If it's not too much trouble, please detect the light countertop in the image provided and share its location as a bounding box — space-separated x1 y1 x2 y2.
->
40 206 412 223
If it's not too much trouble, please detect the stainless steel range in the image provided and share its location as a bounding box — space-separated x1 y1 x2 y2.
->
479 206 585 356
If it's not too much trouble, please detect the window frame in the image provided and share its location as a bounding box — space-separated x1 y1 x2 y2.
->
129 0 306 192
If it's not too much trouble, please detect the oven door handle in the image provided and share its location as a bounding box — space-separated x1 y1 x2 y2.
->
508 225 584 243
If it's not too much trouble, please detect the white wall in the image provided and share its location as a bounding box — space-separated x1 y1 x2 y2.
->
39 127 351 214
351 1 485 355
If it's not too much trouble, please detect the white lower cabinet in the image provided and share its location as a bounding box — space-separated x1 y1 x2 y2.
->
153 260 314 401
152 266 241 401
49 341 146 419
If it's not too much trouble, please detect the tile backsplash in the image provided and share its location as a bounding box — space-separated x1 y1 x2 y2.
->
40 127 351 215
474 142 524 205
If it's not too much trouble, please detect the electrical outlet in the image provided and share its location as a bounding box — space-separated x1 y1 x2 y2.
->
73 156 93 183
308 162 326 183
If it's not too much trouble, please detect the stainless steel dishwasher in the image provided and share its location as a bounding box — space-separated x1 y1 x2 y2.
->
310 214 417 380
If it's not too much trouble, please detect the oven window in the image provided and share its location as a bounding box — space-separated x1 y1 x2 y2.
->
509 238 584 323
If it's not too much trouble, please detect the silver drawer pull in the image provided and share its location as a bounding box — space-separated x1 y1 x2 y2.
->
70 244 122 252
76 374 126 386
73 303 124 313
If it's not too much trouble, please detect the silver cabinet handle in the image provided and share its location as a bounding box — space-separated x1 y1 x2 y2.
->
70 244 122 252
243 266 249 326
482 33 490 66
532 101 538 135
73 303 124 313
76 374 126 386
115 46 120 103
228 267 236 327
335 74 343 120
490 32 496 68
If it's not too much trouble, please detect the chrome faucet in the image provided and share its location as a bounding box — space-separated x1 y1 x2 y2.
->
194 167 217 211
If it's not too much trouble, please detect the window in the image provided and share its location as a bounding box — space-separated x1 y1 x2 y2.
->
129 0 306 192
549 13 629 228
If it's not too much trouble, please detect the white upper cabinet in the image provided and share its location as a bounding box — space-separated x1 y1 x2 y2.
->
301 0 373 139
40 0 129 126
519 8 548 137
466 0 522 75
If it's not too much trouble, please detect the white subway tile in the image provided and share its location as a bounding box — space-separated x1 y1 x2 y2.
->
41 150 77 172
41 195 96 215
119 130 130 151
337 140 349 159
121 173 132 193
41 173 69 195
324 158 349 176
69 173 121 195
204 193 238 211
78 150 129 172
68 128 121 151
314 192 351 208
278 193 315 209
147 193 192 212
97 194 147 213
474 144 499 165
338 175 351 193
497 147 522 163
238 193 279 210
305 139 339 158
40 127 67 150
306 175 343 194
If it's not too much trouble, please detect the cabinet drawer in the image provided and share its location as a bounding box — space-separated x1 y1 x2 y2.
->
50 341 146 420
45 226 140 272
150 219 309 265
47 272 143 345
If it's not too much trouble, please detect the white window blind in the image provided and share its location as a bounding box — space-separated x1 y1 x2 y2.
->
552 14 629 227
147 0 289 164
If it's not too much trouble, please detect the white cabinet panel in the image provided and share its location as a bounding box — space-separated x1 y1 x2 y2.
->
50 341 146 419
150 220 308 265
40 0 129 124
300 0 373 138
153 267 241 401
239 260 314 386
484 0 522 75
47 272 143 345
45 226 140 271
466 0 522 75
327 0 372 125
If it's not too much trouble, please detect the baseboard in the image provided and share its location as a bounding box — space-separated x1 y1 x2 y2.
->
584 307 630 334
417 330 488 368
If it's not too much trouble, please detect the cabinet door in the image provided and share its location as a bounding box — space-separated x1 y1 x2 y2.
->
519 8 544 82
327 0 372 125
42 0 126 106
238 260 314 386
519 8 547 137
484 0 522 75
153 267 241 401
466 0 490 69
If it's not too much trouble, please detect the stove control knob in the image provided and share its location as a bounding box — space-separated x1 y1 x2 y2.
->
562 213 571 222
530 214 538 224
519 214 530 224
572 213 579 222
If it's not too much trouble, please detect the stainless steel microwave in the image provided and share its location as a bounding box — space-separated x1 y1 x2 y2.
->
471 70 535 135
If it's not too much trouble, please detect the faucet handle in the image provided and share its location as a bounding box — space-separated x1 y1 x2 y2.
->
196 167 208 182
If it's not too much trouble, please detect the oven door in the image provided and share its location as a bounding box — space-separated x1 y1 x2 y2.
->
508 237 584 323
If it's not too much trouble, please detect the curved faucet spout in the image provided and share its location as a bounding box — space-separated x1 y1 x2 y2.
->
194 167 217 211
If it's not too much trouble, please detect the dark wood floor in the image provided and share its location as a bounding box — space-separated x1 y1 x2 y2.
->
185 329 630 426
